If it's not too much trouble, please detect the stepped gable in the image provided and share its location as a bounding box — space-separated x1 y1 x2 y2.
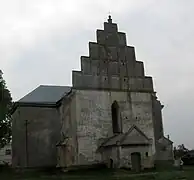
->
72 16 153 92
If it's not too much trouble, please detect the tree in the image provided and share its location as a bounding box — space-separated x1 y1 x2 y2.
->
0 70 12 148
174 144 189 158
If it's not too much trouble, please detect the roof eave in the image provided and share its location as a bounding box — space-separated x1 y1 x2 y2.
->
10 101 58 115
101 143 150 148
10 89 74 115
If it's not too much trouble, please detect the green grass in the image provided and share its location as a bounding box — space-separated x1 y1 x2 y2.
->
1 166 194 180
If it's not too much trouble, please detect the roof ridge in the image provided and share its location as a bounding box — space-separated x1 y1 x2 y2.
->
39 84 71 87
159 136 173 144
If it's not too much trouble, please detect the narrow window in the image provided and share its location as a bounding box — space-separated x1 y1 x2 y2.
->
5 149 11 155
111 101 122 133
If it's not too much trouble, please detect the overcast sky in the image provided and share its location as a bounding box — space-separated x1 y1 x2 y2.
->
1 0 194 148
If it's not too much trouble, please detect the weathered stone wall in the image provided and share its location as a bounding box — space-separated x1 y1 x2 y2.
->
156 144 174 161
120 146 154 169
101 147 120 167
71 17 156 166
100 146 154 169
12 106 60 168
70 17 170 167
152 98 164 141
75 90 155 165
72 17 153 92
101 146 154 169
152 97 174 162
75 90 112 165
130 92 156 154
73 71 153 91
58 92 78 167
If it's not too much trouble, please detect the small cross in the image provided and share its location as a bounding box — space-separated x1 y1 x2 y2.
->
108 12 112 23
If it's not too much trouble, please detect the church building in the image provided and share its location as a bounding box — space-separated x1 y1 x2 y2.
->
11 16 174 171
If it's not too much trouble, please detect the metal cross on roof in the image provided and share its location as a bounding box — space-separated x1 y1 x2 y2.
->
108 13 112 23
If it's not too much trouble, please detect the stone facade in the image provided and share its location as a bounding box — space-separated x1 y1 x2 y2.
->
57 16 173 169
12 106 61 168
56 91 78 167
12 16 173 170
74 90 155 167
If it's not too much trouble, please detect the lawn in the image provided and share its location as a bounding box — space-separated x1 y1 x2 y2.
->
0 166 194 180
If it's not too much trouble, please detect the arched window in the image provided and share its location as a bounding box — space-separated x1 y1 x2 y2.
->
111 101 122 133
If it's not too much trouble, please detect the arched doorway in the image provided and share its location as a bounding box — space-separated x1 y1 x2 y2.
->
109 158 114 168
131 152 141 172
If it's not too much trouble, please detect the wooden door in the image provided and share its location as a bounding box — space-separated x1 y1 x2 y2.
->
131 152 141 172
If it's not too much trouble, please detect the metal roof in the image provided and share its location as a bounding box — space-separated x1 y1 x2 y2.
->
101 125 150 147
18 85 72 104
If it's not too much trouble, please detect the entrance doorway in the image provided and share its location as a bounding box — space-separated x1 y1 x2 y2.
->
131 152 141 172
109 158 114 168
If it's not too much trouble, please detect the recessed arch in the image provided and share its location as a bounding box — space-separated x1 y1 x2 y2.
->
111 101 122 133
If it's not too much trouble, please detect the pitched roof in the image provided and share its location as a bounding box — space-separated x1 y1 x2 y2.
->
101 134 124 147
10 85 72 114
121 125 151 145
100 125 151 147
18 85 72 104
158 136 173 145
